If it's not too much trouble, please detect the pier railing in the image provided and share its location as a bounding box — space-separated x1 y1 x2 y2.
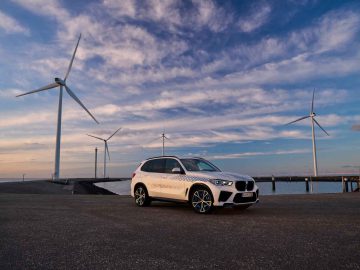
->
253 175 360 193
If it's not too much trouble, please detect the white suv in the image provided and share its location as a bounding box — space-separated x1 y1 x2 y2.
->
131 156 259 214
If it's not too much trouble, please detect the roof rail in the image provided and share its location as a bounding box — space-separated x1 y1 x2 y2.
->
146 155 179 160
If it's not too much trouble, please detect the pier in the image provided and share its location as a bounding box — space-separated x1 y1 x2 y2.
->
254 175 360 193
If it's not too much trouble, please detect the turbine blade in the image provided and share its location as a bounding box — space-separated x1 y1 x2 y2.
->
64 85 99 124
164 136 173 144
105 141 110 160
64 34 81 81
16 83 59 97
285 115 310 125
87 134 104 141
107 127 121 141
145 136 161 145
311 89 315 113
313 118 329 136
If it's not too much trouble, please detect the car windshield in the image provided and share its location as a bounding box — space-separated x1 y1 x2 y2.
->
180 159 221 172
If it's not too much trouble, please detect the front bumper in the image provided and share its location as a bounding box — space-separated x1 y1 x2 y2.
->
209 183 259 207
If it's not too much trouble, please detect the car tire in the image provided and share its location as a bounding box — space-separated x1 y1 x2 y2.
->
134 185 151 207
190 186 214 214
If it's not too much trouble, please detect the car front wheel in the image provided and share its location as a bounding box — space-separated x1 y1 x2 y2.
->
134 185 151 207
191 187 213 214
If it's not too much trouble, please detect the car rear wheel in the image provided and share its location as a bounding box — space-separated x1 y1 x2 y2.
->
134 185 151 207
191 187 213 214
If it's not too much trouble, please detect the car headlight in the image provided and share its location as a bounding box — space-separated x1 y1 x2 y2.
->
209 179 233 186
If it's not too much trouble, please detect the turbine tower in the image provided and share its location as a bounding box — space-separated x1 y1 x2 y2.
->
87 127 121 178
286 89 329 177
16 34 99 180
161 131 169 156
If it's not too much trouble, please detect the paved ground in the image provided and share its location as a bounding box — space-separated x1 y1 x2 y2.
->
0 180 122 195
0 193 359 270
0 181 73 194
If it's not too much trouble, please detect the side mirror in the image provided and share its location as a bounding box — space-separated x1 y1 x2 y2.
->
171 167 182 174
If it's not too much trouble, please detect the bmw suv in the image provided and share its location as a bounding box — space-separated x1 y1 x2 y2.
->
131 156 259 214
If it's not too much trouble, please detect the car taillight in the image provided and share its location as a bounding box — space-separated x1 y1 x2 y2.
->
132 172 136 178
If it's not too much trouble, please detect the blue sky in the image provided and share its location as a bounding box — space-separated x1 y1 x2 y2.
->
0 0 360 178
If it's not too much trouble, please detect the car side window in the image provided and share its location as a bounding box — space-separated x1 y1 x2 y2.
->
197 161 214 171
164 159 183 174
141 159 165 173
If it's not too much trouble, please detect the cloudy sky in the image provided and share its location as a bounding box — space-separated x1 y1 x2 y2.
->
0 0 360 178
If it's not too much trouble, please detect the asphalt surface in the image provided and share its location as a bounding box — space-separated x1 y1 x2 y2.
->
0 181 73 194
0 180 119 195
0 193 359 270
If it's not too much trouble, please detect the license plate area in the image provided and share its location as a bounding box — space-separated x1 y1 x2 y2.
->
242 192 253 198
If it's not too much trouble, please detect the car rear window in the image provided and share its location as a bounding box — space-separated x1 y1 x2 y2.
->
141 159 165 173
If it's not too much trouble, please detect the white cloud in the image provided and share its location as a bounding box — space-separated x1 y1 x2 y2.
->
94 104 121 116
142 0 182 25
202 8 360 77
221 53 360 87
191 0 233 32
238 3 271 33
316 10 360 52
89 65 194 85
0 88 23 98
29 57 77 78
102 0 233 32
0 10 29 35
11 0 69 21
209 149 310 160
102 0 136 18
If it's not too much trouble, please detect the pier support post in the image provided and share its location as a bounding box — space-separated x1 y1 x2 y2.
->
305 178 309 192
272 175 276 192
345 178 349 193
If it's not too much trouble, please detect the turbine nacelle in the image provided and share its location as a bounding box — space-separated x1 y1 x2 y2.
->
54 77 65 86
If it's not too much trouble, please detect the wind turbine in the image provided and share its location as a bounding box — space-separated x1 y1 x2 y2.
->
147 130 170 156
16 34 99 180
285 89 329 177
87 127 121 178
161 131 169 156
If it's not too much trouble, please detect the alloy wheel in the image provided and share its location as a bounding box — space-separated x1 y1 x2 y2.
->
135 186 146 206
192 189 213 213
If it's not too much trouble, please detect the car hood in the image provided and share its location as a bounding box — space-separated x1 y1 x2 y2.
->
185 171 254 182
